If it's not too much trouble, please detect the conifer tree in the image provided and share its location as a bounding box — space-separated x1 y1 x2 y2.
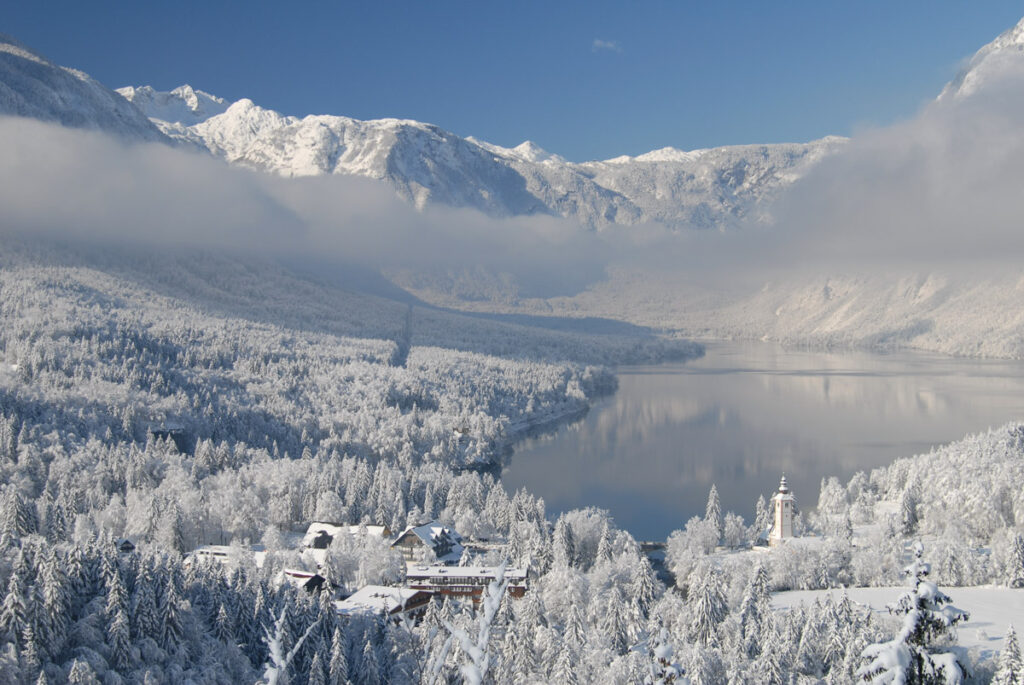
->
601 586 631 655
1006 533 1024 588
308 651 328 685
631 556 659 618
214 603 234 644
705 484 723 545
688 565 727 647
859 542 969 684
552 518 576 569
20 623 41 681
39 549 69 656
360 640 381 685
501 617 536 684
753 495 770 543
328 625 350 685
0 571 27 646
993 624 1023 685
159 580 184 653
738 562 770 658
67 658 100 685
551 639 578 685
596 521 614 566
563 599 587 654
106 602 132 672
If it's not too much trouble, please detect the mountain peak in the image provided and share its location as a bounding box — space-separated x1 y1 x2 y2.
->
117 84 230 125
511 140 564 164
939 15 1024 100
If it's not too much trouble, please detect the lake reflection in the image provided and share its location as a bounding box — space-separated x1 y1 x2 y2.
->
501 342 1024 541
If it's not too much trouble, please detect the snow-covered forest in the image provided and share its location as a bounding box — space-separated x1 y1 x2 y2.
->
2 232 1023 684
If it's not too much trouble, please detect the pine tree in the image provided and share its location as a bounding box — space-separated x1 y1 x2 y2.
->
214 603 234 644
630 555 658 619
501 617 536 684
688 565 727 647
993 624 1023 685
308 650 328 685
705 484 723 545
563 599 587 653
600 586 631 655
859 542 969 684
738 562 770 658
1006 533 1024 588
132 563 160 642
360 640 381 685
40 549 69 657
159 580 184 653
753 495 770 543
20 623 41 681
899 485 919 536
0 572 28 645
551 639 578 685
328 625 350 684
67 658 100 685
552 518 576 568
106 604 132 672
595 521 614 565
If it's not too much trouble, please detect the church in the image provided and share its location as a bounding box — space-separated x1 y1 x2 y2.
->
769 475 796 547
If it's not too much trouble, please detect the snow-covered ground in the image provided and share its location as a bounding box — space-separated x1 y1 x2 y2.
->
773 585 1024 662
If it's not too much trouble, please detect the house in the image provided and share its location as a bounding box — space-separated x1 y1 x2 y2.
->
149 421 190 453
300 522 392 550
769 475 797 547
115 538 136 555
391 521 464 565
185 544 266 568
279 569 329 595
405 565 528 603
335 585 433 620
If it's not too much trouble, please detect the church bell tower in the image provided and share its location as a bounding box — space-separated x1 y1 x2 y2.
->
769 474 795 547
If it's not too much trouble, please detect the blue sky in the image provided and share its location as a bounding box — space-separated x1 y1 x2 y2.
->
6 1 1024 161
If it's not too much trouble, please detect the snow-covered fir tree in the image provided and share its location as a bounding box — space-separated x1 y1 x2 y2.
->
859 542 969 684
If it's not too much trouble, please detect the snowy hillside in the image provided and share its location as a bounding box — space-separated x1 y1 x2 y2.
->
120 84 843 230
0 34 166 143
452 269 1024 360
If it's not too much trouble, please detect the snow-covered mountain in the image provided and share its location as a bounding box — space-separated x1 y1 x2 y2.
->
116 84 229 126
939 15 1024 100
0 33 166 143
119 84 844 230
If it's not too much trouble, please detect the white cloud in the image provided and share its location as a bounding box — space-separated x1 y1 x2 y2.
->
592 39 622 54
0 116 620 297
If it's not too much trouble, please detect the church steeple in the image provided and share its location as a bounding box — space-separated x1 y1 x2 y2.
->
769 474 796 547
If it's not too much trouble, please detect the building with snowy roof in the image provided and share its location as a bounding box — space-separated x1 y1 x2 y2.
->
405 565 527 602
769 475 796 547
300 521 392 550
335 585 433 619
391 520 464 565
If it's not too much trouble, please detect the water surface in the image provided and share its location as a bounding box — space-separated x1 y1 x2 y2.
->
502 342 1024 540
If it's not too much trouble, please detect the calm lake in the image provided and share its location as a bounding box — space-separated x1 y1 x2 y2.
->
501 342 1024 541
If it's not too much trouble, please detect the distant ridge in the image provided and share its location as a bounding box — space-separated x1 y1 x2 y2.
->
0 33 167 143
119 84 844 230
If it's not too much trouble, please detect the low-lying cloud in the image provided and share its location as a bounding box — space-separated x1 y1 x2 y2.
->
0 116 616 297
5 53 1024 306
763 60 1024 273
